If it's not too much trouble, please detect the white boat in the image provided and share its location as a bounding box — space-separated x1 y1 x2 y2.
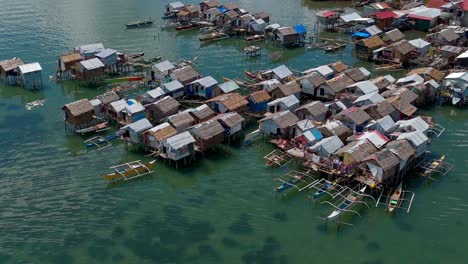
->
327 186 367 220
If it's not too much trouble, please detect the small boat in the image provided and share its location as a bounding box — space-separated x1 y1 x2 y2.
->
324 42 346 52
104 160 156 181
275 174 304 193
85 134 118 148
76 121 108 134
25 99 45 110
176 24 198 31
327 186 367 220
388 183 403 213
200 26 216 33
313 181 336 199
199 32 229 42
243 70 264 82
125 19 154 29
245 34 265 42
129 52 145 59
422 155 445 177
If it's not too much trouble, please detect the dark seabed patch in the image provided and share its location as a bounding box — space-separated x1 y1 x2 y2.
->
366 241 381 252
186 196 205 207
241 236 287 264
198 244 221 261
50 253 74 264
112 252 125 262
204 189 217 197
229 213 254 235
88 243 110 261
273 211 288 222
358 233 368 241
396 222 413 232
222 237 240 248
112 225 126 237
361 259 384 264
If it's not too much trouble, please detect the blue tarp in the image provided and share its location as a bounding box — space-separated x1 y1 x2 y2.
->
310 128 323 141
217 7 228 13
293 24 307 35
351 31 371 39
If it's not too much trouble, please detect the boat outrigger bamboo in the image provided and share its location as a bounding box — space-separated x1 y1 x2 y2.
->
104 160 156 182
125 18 154 29
388 183 403 213
422 155 445 177
75 121 109 134
199 32 229 42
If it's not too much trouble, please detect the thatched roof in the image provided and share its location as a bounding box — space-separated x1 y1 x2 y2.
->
249 90 271 103
386 139 415 161
0 58 23 72
296 101 327 117
326 74 355 93
364 148 400 170
336 106 371 125
383 28 405 42
371 76 391 90
152 96 180 113
146 123 177 142
206 93 248 111
203 0 220 8
329 61 349 73
361 36 384 49
192 119 225 140
305 72 326 87
345 68 366 82
259 110 299 128
336 139 378 162
319 120 350 138
217 112 245 128
168 112 196 128
388 96 418 117
370 100 396 117
191 104 215 121
171 66 200 84
60 53 83 64
274 81 301 96
62 99 94 116
392 39 416 55
406 67 445 81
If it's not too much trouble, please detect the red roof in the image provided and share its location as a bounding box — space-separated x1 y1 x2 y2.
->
372 10 397 20
427 0 448 8
461 0 468 11
318 10 337 18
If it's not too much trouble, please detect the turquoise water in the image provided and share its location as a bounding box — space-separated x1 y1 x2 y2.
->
0 0 467 263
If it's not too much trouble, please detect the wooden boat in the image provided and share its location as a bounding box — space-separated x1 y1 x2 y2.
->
199 32 229 42
125 19 154 29
313 181 336 199
200 26 216 33
275 174 304 193
104 160 156 181
388 183 403 213
85 134 118 148
324 42 346 52
245 34 265 42
76 121 108 134
176 24 198 31
422 155 445 177
327 186 366 220
129 52 145 59
243 70 264 82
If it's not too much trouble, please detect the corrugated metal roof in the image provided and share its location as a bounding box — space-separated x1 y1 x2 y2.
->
384 75 396 83
89 99 102 107
169 1 185 9
310 135 344 155
164 80 184 92
273 65 293 80
396 116 429 133
268 94 299 108
396 74 424 84
265 23 281 30
349 80 379 94
165 131 196 150
304 65 334 76
153 60 175 72
340 12 362 22
80 58 105 70
295 119 315 131
363 25 382 36
218 80 239 93
147 87 166 99
123 102 145 115
354 91 385 104
357 130 389 148
375 116 396 132
397 131 428 147
110 99 128 112
408 38 431 49
122 118 153 133
95 49 117 58
408 7 441 19
191 76 218 87
359 67 371 78
18 62 42 73
77 43 104 54
457 50 468 59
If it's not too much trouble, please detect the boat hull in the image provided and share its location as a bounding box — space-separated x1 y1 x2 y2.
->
104 160 156 181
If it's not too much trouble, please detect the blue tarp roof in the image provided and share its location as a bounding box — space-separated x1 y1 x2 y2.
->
293 24 307 35
352 32 371 38
217 7 228 13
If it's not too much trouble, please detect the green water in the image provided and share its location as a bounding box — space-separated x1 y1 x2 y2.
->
0 0 467 263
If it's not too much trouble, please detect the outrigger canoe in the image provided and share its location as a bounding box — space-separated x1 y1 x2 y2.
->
327 186 366 220
388 183 403 213
313 181 336 199
176 24 198 31
85 134 118 148
76 121 108 134
104 160 156 181
275 174 303 193
422 155 445 177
